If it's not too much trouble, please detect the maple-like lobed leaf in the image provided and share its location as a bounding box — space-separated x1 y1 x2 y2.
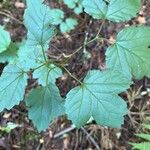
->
24 0 56 50
82 0 107 19
82 0 141 22
106 26 150 79
0 64 28 112
17 44 44 70
65 69 131 128
106 0 141 22
26 84 65 132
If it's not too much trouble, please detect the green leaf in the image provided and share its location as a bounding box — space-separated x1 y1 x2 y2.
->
143 124 150 130
106 26 150 79
130 142 150 150
17 44 44 70
0 26 11 53
130 123 150 150
0 42 19 63
49 9 64 25
63 0 83 14
82 0 107 19
106 0 141 22
60 18 78 33
18 43 63 83
63 0 76 9
65 70 131 128
33 63 62 86
74 4 83 14
0 64 28 112
24 0 56 50
0 122 19 133
136 134 150 141
82 0 141 22
26 84 65 132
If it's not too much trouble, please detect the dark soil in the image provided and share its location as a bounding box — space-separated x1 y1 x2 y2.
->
0 0 150 150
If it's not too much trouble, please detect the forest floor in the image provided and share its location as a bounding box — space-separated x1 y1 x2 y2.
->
0 0 150 150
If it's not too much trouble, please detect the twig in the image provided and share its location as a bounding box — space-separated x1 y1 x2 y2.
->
61 66 83 85
54 124 76 138
96 20 105 38
0 11 23 25
54 125 101 150
81 127 101 150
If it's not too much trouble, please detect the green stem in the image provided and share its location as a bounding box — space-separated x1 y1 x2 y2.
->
63 21 105 59
41 46 47 63
32 63 45 71
62 66 83 85
63 46 83 58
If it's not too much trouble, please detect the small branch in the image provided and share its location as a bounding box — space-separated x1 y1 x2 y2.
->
56 20 106 60
0 11 23 24
96 20 105 38
54 125 76 138
81 127 101 150
62 46 83 58
54 126 101 150
32 63 46 71
62 66 83 85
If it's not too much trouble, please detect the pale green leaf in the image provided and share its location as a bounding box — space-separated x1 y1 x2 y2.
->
24 0 56 50
143 124 150 130
0 64 28 112
136 134 150 141
130 123 150 149
63 0 76 9
65 70 131 128
17 44 44 70
0 26 11 53
49 9 64 25
82 0 107 19
60 18 78 33
106 26 150 79
74 4 83 14
131 142 150 150
33 63 62 86
18 43 62 83
0 122 19 133
106 0 141 22
64 0 83 14
82 0 141 22
26 84 65 132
